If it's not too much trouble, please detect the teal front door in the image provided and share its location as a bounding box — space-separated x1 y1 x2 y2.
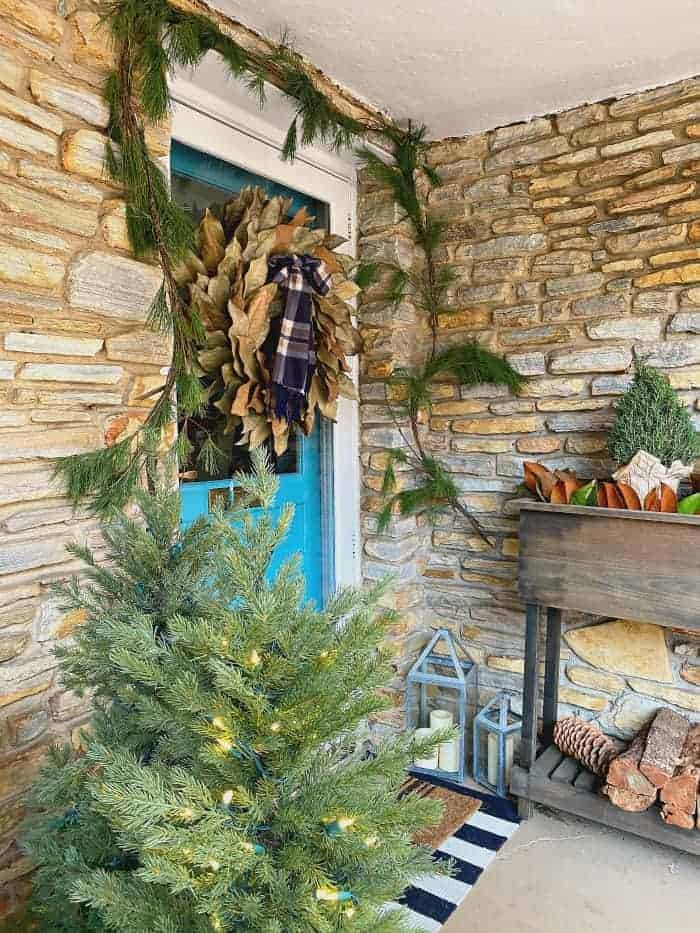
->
172 141 331 606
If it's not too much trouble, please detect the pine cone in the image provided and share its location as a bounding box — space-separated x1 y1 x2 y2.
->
553 717 617 778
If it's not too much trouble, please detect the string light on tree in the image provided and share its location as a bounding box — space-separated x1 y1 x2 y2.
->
269 721 281 733
315 886 355 903
221 789 234 806
363 834 380 848
323 815 355 837
248 649 261 667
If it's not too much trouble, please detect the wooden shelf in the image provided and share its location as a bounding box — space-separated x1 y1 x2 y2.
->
511 745 700 857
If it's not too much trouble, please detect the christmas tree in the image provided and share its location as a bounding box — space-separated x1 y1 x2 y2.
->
21 452 445 932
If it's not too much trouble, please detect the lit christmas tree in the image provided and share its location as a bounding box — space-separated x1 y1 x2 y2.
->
22 452 444 932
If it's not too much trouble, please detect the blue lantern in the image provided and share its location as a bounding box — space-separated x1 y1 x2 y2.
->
405 628 477 785
473 692 522 797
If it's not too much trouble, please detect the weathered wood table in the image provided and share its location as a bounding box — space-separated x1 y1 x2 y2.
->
510 501 700 856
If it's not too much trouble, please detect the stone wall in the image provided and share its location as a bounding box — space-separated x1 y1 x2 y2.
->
0 0 169 916
359 77 700 741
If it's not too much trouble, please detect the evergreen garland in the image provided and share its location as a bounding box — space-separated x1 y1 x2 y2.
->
608 362 699 467
52 0 520 539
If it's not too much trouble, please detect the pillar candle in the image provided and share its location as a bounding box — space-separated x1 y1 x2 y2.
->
487 732 514 788
413 727 438 769
429 709 453 730
438 738 460 772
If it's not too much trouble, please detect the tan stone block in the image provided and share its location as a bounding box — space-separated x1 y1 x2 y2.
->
0 179 98 236
21 362 123 384
517 376 586 398
67 251 163 322
668 366 700 389
0 361 17 379
515 436 560 454
0 243 64 290
61 128 113 183
549 346 632 373
536 396 610 412
545 271 604 297
565 434 607 454
649 246 700 267
627 678 700 712
609 78 700 118
543 205 597 225
451 437 512 453
432 399 488 416
663 142 700 166
529 171 577 195
639 100 700 131
437 307 491 330
690 220 700 241
0 113 56 157
541 147 597 172
6 226 71 253
433 530 491 551
609 181 696 214
0 425 97 462
0 48 23 93
570 121 634 147
556 103 607 135
501 538 520 557
601 131 677 158
72 11 116 72
667 198 700 217
601 258 644 273
586 316 662 340
487 655 525 674
5 332 103 356
680 665 700 686
492 214 544 234
606 222 687 254
127 374 165 407
0 0 63 44
566 666 625 694
565 619 672 682
0 86 63 135
55 607 88 639
486 136 570 171
104 330 171 366
0 467 61 505
499 324 571 347
99 198 130 250
453 415 540 435
558 687 608 712
534 196 571 210
30 69 109 129
576 185 624 203
17 159 103 204
636 263 700 287
427 134 489 165
491 117 553 151
626 166 678 191
579 151 655 188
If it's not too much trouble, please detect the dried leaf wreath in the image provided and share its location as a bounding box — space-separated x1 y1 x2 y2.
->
175 186 362 477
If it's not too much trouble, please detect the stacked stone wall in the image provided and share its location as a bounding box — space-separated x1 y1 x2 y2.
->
0 1 170 915
359 78 700 741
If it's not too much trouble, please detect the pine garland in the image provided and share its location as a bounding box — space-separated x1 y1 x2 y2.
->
53 0 520 524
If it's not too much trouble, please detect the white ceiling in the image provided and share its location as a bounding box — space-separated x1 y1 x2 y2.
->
212 0 700 139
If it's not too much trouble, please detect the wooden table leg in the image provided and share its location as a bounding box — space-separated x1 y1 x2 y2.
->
542 607 562 748
521 603 541 772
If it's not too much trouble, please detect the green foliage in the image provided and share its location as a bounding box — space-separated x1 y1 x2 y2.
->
23 454 443 932
607 362 699 466
678 492 700 514
424 344 522 394
570 479 598 507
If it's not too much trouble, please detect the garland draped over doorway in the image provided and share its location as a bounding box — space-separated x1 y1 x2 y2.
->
56 0 519 539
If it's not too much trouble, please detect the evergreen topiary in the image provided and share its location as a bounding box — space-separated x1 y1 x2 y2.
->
21 452 445 933
608 362 700 467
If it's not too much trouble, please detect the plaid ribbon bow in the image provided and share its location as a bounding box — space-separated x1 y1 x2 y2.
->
267 253 332 422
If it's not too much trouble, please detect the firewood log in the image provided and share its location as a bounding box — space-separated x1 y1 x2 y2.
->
660 725 700 829
639 708 690 788
605 785 657 812
605 723 656 798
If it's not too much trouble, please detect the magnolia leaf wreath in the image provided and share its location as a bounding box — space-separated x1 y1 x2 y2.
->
175 187 362 476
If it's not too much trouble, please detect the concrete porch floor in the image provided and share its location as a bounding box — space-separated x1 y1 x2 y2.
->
443 805 699 933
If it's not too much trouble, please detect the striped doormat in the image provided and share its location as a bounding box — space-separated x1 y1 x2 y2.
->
399 776 521 931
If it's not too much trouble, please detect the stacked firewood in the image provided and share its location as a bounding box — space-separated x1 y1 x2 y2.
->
555 712 700 830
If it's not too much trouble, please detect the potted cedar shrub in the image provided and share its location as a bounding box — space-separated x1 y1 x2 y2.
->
523 363 700 513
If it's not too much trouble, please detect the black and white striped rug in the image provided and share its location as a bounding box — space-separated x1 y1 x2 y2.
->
397 777 521 931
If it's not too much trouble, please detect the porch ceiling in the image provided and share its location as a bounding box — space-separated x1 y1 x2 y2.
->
211 0 700 139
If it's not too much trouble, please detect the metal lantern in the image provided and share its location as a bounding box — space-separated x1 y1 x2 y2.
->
405 629 477 785
473 692 522 797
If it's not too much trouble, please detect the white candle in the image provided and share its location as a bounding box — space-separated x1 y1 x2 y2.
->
488 732 514 789
429 709 453 730
413 727 439 769
438 738 460 772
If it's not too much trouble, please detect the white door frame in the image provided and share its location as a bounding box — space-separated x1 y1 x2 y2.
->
170 73 361 590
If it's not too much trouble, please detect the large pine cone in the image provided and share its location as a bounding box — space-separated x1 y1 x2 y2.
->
553 717 617 778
